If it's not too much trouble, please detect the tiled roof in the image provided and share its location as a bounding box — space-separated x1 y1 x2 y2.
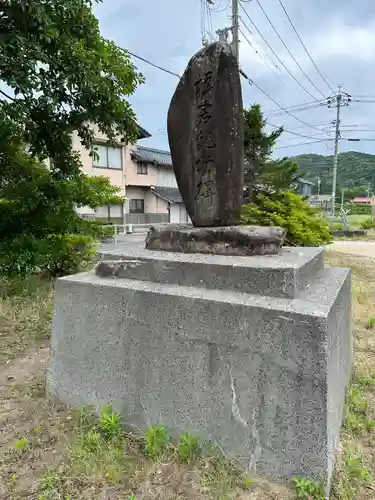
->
132 146 172 166
297 177 314 186
151 186 183 203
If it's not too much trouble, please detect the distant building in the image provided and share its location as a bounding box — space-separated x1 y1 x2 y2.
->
308 195 333 215
296 178 314 197
351 197 375 205
72 125 190 225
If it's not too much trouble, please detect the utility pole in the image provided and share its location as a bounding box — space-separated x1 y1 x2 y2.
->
317 176 321 195
231 0 240 62
331 91 341 217
327 86 351 217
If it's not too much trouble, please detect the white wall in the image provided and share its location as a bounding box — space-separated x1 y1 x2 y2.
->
157 167 178 187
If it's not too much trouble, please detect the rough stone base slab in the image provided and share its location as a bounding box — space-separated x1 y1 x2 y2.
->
47 253 351 493
145 225 285 256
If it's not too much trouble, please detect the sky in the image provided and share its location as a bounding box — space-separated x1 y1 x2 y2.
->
94 0 375 159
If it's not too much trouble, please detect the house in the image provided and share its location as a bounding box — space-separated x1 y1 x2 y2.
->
351 197 375 205
72 125 190 225
126 146 190 224
308 194 333 215
296 178 314 197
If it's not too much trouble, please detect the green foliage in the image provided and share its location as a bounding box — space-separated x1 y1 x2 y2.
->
98 405 122 441
241 191 333 246
294 152 375 194
291 476 325 499
332 447 372 499
177 432 200 463
344 203 371 215
366 316 375 329
360 216 375 229
144 425 170 460
0 0 143 277
243 104 301 196
345 383 375 436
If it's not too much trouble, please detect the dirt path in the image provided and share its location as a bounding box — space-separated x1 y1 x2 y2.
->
328 241 375 259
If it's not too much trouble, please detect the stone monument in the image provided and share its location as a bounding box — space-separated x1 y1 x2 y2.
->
147 41 285 256
167 42 244 227
47 41 352 497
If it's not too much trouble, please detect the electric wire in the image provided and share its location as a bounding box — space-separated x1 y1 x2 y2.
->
239 3 321 101
238 24 287 83
240 69 329 134
277 0 334 93
253 0 326 99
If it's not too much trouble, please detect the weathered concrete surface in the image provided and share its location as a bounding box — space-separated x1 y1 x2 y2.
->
145 225 285 257
47 246 351 494
167 42 244 227
96 245 323 299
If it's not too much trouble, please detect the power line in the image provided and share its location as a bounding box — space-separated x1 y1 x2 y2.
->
274 139 333 150
240 69 329 134
267 122 330 140
238 24 287 82
277 0 334 93
238 3 320 100
126 50 180 78
252 0 326 99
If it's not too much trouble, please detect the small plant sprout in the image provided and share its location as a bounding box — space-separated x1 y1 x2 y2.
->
99 405 122 440
177 432 200 464
366 316 375 329
15 438 29 451
144 425 170 460
291 476 325 499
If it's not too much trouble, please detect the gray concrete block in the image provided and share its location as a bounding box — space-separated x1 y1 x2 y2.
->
47 252 351 493
97 244 324 298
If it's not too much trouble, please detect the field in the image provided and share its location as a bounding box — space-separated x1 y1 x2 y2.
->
330 214 369 230
1 252 375 499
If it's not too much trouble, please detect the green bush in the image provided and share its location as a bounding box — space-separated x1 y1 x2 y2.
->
344 203 371 215
0 234 96 277
360 217 375 230
241 191 333 246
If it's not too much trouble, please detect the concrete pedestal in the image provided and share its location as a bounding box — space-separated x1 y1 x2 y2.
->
47 244 351 492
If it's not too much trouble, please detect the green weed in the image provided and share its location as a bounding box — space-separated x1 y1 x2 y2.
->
291 476 325 499
99 404 122 440
144 425 170 460
332 447 372 499
345 383 375 436
177 432 200 464
366 316 375 329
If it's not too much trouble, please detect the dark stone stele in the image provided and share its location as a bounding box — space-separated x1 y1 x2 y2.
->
167 42 244 227
144 225 286 257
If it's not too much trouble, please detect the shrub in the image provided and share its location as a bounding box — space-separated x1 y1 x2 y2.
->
360 217 375 230
344 203 371 215
241 191 333 246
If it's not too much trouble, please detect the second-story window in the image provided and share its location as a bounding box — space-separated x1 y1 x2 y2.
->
137 163 148 175
93 144 122 169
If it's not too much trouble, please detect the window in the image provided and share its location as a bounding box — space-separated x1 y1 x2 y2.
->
129 199 144 213
137 163 148 175
93 144 122 169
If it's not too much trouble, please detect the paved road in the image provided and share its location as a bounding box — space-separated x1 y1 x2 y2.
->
98 233 146 254
327 240 375 259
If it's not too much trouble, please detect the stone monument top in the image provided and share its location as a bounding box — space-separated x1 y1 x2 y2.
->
145 41 285 256
167 41 244 227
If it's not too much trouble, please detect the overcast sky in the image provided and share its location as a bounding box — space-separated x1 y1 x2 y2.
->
93 0 375 158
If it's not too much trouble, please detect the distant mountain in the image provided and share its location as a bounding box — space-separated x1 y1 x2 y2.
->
292 151 375 194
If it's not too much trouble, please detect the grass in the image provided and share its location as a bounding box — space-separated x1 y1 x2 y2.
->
1 253 375 499
330 213 369 230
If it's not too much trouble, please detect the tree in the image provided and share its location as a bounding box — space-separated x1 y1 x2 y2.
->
241 104 332 246
243 104 301 199
0 0 144 275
